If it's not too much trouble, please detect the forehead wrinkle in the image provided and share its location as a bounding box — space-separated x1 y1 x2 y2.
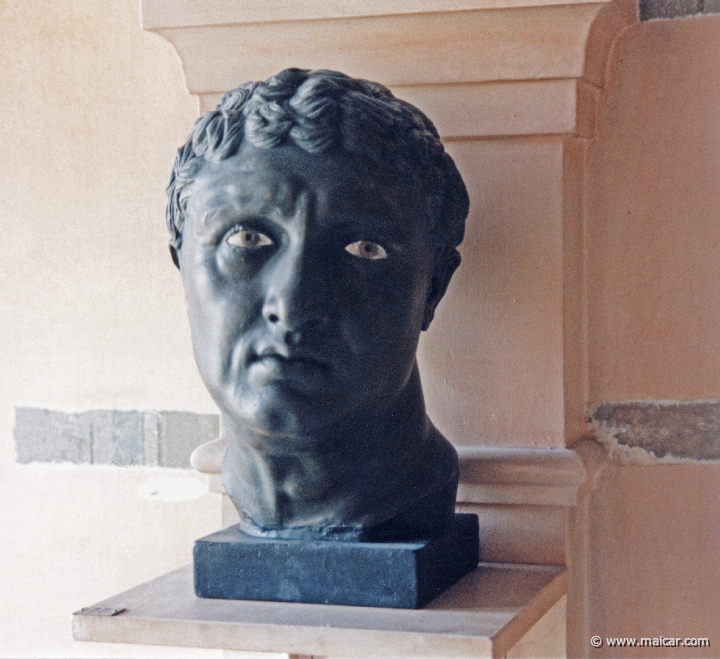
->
196 208 222 235
187 206 230 241
292 190 310 222
268 175 308 220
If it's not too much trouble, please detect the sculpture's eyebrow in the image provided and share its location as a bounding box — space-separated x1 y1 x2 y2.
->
194 206 240 237
326 211 413 243
193 202 277 238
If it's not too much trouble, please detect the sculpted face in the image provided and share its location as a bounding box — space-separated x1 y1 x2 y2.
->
178 141 441 448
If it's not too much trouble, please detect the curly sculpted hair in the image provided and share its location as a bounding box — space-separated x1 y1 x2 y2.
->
166 68 468 260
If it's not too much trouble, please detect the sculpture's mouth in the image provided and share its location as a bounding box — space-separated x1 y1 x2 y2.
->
252 343 329 367
246 346 331 387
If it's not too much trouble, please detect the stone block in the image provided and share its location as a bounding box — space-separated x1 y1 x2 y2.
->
90 410 144 467
14 407 92 464
142 411 161 467
14 406 220 468
159 411 220 468
194 513 480 609
591 400 720 461
641 0 701 20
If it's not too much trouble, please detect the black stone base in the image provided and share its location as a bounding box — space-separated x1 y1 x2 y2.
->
193 513 479 609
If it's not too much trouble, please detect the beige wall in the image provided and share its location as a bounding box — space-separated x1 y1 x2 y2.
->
585 463 720 658
575 12 720 657
0 0 222 656
420 137 565 448
587 12 720 403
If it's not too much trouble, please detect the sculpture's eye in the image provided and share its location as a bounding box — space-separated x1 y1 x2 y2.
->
226 228 273 249
345 240 387 260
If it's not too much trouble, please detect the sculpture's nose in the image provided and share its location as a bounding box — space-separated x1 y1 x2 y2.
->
262 245 326 344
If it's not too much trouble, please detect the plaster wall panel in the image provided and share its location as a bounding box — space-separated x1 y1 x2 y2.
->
585 463 720 658
457 502 566 564
586 14 720 402
419 137 565 448
0 2 211 414
0 0 220 655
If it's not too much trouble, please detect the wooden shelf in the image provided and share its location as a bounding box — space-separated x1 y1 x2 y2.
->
72 562 566 659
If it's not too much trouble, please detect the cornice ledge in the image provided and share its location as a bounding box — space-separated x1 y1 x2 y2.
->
149 5 608 91
457 446 586 507
142 0 610 31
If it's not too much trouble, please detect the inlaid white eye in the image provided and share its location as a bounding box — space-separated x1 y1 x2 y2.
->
226 229 273 249
345 240 388 260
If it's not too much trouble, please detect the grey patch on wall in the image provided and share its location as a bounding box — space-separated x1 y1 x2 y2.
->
641 0 720 20
14 407 220 468
590 400 720 463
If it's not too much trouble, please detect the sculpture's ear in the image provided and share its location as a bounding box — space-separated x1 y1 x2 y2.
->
422 248 461 331
169 244 181 270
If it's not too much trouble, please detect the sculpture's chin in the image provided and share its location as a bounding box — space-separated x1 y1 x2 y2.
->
217 387 347 450
210 367 382 447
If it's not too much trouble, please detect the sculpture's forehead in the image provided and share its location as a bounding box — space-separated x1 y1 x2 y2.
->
186 142 431 237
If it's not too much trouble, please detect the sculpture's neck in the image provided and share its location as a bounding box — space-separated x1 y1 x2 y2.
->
220 363 454 534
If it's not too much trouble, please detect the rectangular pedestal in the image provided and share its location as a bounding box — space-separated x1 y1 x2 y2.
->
194 513 479 609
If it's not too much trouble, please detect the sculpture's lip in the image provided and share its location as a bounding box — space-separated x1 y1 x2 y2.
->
247 350 332 387
249 345 330 370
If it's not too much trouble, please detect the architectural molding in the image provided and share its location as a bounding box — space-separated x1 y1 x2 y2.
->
140 0 641 454
142 0 605 29
456 446 585 507
142 0 637 139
